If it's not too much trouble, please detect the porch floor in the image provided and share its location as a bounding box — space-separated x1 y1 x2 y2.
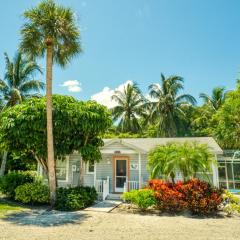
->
84 200 122 213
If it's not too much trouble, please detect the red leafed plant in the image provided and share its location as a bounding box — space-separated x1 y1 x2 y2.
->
148 179 187 212
148 179 223 215
180 178 223 215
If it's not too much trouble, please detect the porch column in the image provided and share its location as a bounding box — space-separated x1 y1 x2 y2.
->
212 154 219 188
94 162 97 187
138 152 142 188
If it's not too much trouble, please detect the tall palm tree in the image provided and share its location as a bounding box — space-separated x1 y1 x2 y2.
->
112 82 146 133
148 74 196 137
199 87 227 111
0 51 44 176
20 0 81 206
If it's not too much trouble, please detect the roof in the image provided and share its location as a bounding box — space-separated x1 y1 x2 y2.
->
103 137 223 154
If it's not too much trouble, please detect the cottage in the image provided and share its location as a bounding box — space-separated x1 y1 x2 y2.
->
38 137 222 200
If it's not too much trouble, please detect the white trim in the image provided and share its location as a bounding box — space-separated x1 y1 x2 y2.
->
115 159 127 192
138 152 142 188
86 162 95 175
101 149 137 154
102 139 146 153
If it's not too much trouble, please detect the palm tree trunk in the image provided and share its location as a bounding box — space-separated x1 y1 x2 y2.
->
46 40 57 207
0 151 8 176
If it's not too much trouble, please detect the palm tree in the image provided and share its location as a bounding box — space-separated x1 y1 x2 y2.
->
148 74 196 137
0 52 44 107
148 142 215 183
20 0 81 206
111 82 146 133
0 51 44 176
199 87 227 111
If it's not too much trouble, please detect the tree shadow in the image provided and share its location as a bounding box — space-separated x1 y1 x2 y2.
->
3 209 91 227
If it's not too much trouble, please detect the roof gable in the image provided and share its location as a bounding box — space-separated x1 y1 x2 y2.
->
103 137 223 154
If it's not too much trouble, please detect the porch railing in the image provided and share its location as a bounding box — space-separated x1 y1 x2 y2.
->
123 180 139 192
95 176 110 201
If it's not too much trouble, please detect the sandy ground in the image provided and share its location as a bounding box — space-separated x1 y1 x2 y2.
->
0 208 240 240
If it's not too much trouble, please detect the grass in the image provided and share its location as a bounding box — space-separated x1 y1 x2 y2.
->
0 200 27 218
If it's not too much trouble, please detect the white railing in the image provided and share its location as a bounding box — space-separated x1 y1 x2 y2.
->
95 176 110 201
103 176 110 200
95 179 103 193
124 180 139 192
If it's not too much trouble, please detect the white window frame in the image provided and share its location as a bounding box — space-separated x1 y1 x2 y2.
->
56 156 69 182
86 162 95 175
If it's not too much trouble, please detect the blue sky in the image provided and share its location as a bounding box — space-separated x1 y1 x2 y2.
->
0 0 240 107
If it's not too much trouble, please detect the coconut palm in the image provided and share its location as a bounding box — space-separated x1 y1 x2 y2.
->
20 0 81 206
199 87 227 111
112 82 146 133
0 51 44 176
0 52 44 107
148 74 196 137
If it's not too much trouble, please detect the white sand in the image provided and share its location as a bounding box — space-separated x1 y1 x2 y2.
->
0 210 239 240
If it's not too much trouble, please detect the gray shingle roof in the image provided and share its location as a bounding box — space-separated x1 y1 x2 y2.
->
103 137 223 154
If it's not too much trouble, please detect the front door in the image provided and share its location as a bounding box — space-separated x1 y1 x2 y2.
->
115 159 127 192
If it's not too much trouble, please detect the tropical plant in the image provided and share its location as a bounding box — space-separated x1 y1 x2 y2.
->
200 87 227 111
15 182 50 204
20 0 82 206
148 74 196 137
0 52 44 107
111 82 146 133
148 142 215 182
122 189 156 211
0 51 44 176
222 190 240 216
212 80 240 149
0 171 37 198
0 95 111 191
56 186 97 211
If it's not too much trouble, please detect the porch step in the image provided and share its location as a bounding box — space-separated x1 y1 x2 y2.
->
106 193 122 200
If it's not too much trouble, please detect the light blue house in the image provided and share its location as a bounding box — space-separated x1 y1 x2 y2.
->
38 137 222 199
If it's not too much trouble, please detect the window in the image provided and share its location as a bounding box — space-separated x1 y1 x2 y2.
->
56 159 68 181
86 162 95 174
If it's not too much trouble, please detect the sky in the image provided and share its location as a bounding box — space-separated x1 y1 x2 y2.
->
0 0 240 108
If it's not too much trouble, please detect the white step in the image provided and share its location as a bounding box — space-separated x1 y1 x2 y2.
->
106 193 122 200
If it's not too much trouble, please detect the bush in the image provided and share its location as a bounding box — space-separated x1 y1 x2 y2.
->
56 186 97 211
180 178 223 215
122 189 156 210
222 190 240 216
0 171 37 198
148 180 187 212
15 182 49 204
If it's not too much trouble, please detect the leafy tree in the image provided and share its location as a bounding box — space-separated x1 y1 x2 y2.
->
111 82 146 133
0 95 111 189
200 87 227 111
20 0 82 205
0 51 44 176
148 142 215 183
212 81 240 149
148 74 196 137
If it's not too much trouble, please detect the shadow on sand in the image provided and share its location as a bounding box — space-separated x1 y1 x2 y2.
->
3 209 91 227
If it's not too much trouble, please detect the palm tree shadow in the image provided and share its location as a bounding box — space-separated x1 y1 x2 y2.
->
3 210 91 227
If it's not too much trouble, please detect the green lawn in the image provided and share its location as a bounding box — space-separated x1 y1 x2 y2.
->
0 200 27 218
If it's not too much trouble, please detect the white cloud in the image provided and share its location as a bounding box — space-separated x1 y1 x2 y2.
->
91 80 133 109
61 80 82 93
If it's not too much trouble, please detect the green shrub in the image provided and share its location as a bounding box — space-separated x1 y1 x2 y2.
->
0 171 37 198
56 186 97 211
15 182 49 204
122 189 156 211
222 190 240 216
